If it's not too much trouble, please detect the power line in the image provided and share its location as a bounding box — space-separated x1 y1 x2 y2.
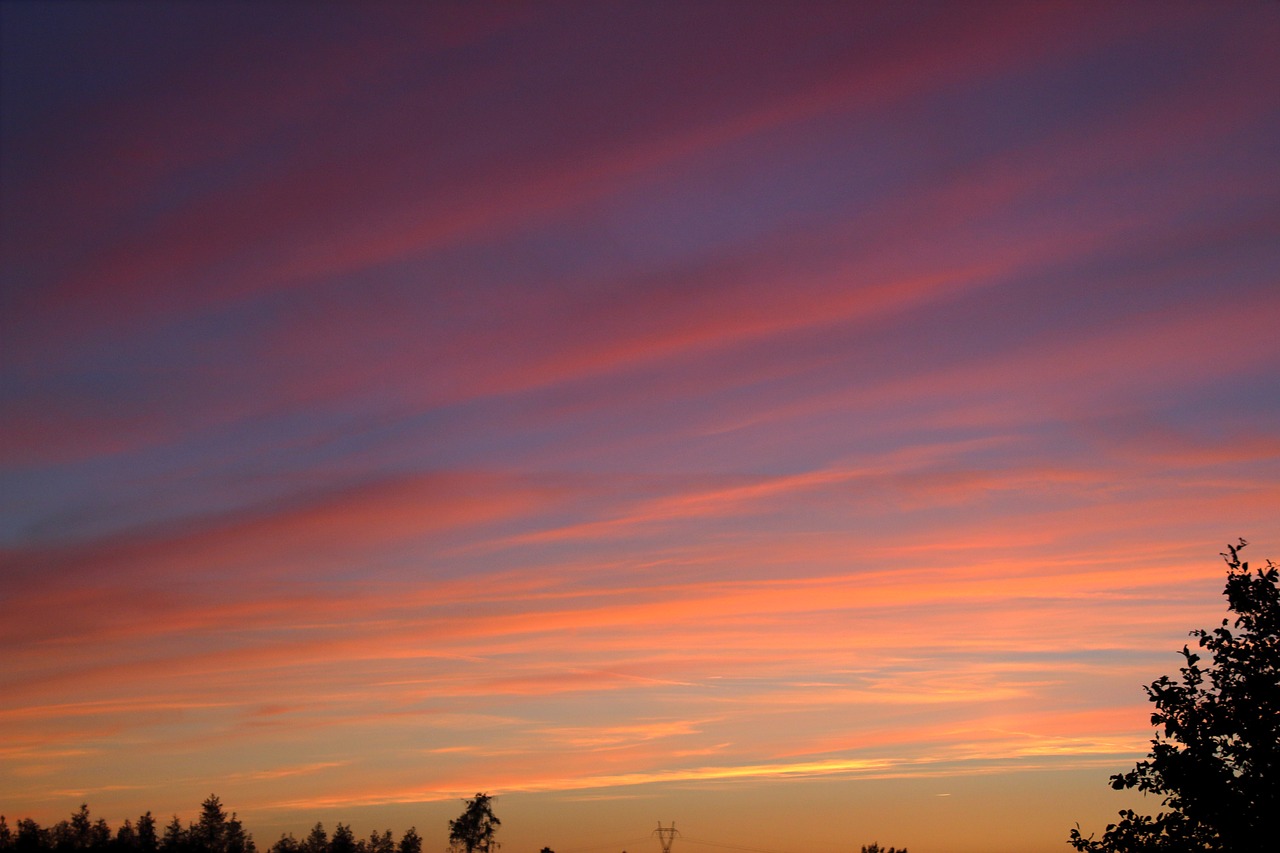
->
557 837 652 853
555 830 801 853
559 839 651 853
682 838 805 853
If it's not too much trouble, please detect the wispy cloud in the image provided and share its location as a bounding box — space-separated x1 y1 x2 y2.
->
3 3 1278 848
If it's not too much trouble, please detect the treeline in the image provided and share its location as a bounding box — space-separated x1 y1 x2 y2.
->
0 797 422 853
269 822 420 853
0 798 250 853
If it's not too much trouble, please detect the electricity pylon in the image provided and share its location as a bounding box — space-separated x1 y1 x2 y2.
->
654 823 679 853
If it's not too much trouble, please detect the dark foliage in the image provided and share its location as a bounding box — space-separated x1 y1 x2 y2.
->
447 795 499 853
269 823 419 853
0 798 421 853
394 828 419 853
859 845 907 853
1070 540 1280 852
0 800 254 853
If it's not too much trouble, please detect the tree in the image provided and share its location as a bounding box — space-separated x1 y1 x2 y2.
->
52 806 92 853
192 797 226 853
14 819 46 850
89 823 111 853
447 796 499 853
1070 539 1279 852
114 821 138 853
222 817 252 853
394 829 419 853
136 815 157 853
328 826 354 853
300 825 327 853
366 831 393 853
160 817 187 853
15 820 47 853
860 845 907 853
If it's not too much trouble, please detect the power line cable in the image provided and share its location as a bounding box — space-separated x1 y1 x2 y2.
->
557 836 653 853
682 838 805 853
556 832 802 853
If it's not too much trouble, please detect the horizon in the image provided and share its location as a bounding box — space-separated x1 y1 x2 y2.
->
2 2 1279 852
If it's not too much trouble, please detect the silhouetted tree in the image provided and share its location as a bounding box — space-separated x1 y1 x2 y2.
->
52 805 91 853
300 825 327 853
860 844 906 853
115 821 138 853
1070 539 1279 852
192 797 226 853
365 831 393 853
160 817 187 853
134 817 156 853
268 835 299 853
46 805 110 853
447 795 498 853
0 800 436 853
329 826 354 853
15 819 47 853
90 823 111 853
394 829 418 853
70 808 92 850
223 817 251 853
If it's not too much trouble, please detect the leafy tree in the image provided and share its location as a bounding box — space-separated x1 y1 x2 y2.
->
1 817 13 853
447 795 499 853
860 845 906 853
1070 539 1280 852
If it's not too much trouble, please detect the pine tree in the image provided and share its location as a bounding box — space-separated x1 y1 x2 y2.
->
161 817 187 853
394 829 419 853
136 815 157 853
300 825 326 853
328 826 353 853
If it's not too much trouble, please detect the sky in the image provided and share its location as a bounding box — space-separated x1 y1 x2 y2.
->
1 1 1279 851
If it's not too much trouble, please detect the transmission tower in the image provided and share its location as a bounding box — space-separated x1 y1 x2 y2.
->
654 823 679 853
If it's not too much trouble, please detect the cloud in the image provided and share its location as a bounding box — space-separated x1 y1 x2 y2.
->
3 2 1278 838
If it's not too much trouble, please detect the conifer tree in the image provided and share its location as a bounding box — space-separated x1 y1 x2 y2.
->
136 815 157 853
395 829 419 853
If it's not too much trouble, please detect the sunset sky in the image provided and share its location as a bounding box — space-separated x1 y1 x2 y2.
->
2 2 1279 852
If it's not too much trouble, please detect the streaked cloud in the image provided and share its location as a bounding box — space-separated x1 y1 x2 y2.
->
2 3 1278 852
